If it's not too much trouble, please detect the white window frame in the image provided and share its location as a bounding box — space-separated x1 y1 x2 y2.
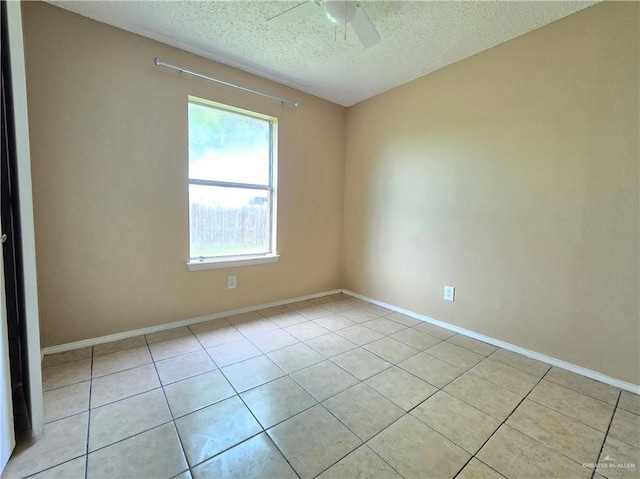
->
186 96 279 271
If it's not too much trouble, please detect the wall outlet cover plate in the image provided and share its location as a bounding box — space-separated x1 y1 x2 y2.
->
444 285 455 302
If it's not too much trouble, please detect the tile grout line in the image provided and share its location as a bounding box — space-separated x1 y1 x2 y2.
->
525 380 620 433
90 360 156 381
542 374 622 406
73 338 180 463
516 394 610 437
191 324 291 473
90 384 166 413
74 336 196 473
470 366 617 477
80 415 175 456
146 335 194 479
484 348 548 376
251 421 303 479
189 340 304 479
451 368 550 479
457 366 545 399
445 335 499 356
184 430 268 474
22 353 95 478
472 354 543 382
310 401 404 479
84 346 94 479
590 391 622 479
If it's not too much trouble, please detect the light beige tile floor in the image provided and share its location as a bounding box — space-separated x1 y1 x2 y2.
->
3 293 639 479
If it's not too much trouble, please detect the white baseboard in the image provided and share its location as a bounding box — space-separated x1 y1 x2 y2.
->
342 289 640 395
43 286 639 395
41 289 342 356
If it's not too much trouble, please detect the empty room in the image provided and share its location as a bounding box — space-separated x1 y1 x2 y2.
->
1 1 639 478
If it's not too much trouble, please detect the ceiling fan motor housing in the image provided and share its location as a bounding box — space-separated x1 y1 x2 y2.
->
323 1 357 25
267 0 379 49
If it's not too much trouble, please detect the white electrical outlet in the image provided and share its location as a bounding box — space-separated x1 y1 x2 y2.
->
444 285 455 302
227 275 237 290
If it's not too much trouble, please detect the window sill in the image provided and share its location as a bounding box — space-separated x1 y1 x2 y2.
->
186 254 280 271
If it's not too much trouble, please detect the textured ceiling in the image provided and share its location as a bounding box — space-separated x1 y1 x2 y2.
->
49 1 598 107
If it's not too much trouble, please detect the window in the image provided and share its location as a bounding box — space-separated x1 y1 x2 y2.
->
187 96 278 270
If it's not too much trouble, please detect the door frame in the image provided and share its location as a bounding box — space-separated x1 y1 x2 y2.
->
5 1 44 437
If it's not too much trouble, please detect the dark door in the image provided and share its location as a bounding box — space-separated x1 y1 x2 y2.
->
1 0 32 434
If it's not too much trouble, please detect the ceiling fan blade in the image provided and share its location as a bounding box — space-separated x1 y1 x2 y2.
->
267 1 317 28
351 3 380 48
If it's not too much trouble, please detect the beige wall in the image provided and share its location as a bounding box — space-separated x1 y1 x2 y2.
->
343 2 639 384
22 2 346 347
